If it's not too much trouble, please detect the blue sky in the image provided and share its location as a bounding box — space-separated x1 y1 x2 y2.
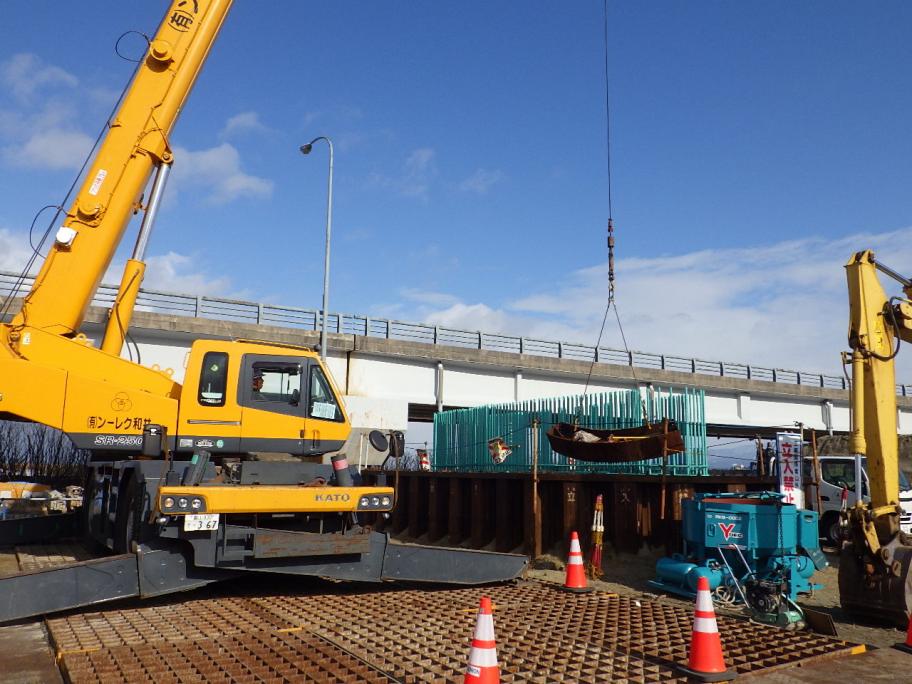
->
3 2 912 378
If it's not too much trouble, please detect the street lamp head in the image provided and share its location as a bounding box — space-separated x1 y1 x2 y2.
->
299 143 313 155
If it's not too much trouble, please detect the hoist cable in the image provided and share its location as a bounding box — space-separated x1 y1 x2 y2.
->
579 1 647 425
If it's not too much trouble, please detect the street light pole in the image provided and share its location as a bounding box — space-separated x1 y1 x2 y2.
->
299 136 334 361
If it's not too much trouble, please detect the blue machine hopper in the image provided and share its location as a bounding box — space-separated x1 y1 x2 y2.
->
649 491 827 627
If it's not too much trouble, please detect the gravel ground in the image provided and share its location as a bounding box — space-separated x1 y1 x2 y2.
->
526 544 907 650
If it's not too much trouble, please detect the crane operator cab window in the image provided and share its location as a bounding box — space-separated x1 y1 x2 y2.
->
309 365 343 421
198 352 229 407
250 362 302 405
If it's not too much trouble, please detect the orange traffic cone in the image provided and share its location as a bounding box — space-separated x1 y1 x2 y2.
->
464 596 499 683
678 575 737 682
895 611 912 654
561 531 593 593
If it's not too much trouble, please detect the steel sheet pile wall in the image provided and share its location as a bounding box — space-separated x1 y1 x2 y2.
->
433 387 707 476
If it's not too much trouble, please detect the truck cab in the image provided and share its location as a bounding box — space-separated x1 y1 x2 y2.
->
804 455 912 544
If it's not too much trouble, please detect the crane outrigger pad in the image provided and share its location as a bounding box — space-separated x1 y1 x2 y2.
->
546 419 685 463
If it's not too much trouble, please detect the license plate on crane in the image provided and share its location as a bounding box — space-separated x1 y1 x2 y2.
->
183 513 219 531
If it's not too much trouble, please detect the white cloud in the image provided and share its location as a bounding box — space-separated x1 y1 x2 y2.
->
391 227 912 380
220 111 267 138
368 147 437 199
458 168 504 195
6 128 94 170
0 229 237 301
171 143 273 205
400 289 461 308
141 252 235 296
0 229 38 273
1 53 78 102
0 57 93 171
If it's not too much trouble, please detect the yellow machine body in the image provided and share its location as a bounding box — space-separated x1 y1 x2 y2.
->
839 250 912 626
0 0 387 522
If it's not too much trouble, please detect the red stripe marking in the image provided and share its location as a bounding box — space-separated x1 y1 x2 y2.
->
694 610 716 618
332 459 348 470
472 639 496 649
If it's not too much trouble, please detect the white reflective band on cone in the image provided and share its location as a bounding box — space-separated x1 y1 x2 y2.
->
468 647 498 667
696 590 714 612
693 617 718 633
475 615 495 640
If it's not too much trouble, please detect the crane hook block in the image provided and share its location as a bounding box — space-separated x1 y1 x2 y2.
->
149 40 173 63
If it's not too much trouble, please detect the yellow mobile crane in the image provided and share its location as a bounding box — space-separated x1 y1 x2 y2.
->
840 251 912 626
0 0 525 622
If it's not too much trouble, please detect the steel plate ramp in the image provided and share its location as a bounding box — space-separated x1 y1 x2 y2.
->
381 537 528 584
0 542 232 623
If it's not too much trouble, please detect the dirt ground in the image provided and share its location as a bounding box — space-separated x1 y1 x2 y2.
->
526 544 907 650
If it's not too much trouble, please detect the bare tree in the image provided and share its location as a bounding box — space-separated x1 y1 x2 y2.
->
0 421 87 484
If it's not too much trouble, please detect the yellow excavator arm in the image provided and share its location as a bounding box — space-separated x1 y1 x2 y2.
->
840 249 912 626
844 250 905 508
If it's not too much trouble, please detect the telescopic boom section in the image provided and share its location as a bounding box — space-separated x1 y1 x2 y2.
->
11 0 234 337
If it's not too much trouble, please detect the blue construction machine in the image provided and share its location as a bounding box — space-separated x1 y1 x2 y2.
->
649 491 827 629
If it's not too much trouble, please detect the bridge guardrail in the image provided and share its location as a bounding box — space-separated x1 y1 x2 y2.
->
3 269 907 396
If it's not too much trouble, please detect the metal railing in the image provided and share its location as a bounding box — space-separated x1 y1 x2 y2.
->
3 269 906 395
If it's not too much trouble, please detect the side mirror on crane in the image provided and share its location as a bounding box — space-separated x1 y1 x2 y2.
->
368 430 389 453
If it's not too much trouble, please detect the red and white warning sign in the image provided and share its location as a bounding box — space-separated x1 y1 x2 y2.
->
775 433 804 508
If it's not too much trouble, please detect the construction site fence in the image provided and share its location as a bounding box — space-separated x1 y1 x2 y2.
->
0 270 890 395
432 387 708 476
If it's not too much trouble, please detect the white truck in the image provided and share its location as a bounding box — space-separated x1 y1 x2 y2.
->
802 455 912 544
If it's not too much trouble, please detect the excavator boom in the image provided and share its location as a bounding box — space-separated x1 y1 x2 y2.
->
839 250 912 626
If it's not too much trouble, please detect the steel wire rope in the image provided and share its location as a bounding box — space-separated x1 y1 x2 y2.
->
0 31 151 330
707 438 754 449
578 0 651 427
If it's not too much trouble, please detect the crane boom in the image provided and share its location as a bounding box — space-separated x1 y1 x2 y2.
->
11 0 233 338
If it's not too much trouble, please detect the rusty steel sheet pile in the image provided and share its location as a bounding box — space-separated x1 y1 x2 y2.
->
48 580 864 683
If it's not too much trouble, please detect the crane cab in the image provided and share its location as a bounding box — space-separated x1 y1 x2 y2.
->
177 339 350 460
